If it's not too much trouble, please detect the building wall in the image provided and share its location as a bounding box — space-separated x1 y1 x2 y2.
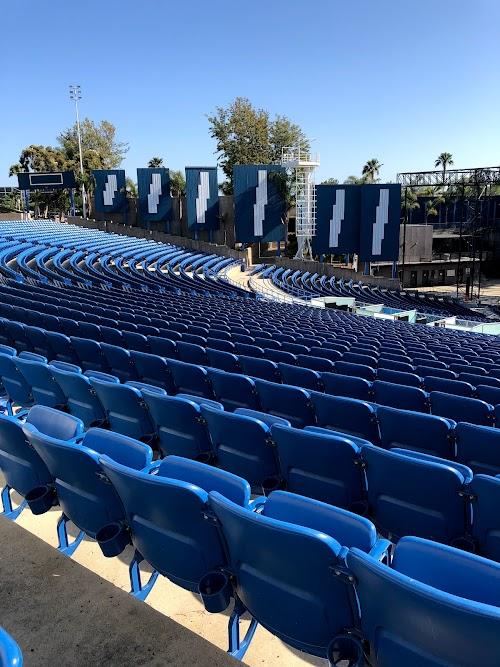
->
400 224 433 262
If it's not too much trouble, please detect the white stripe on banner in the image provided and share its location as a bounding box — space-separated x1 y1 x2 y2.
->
372 188 389 255
195 171 210 225
329 189 345 248
147 173 162 214
103 174 118 206
253 170 267 237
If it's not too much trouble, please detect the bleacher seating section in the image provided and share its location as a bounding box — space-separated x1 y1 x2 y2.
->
1 220 500 665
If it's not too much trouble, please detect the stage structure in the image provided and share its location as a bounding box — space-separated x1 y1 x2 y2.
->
397 166 500 298
93 170 126 214
137 168 171 228
313 184 361 256
359 184 402 263
281 147 320 260
185 167 219 235
233 164 287 244
16 171 78 217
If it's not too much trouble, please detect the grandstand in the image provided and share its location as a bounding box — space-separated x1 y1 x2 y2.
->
1 219 500 666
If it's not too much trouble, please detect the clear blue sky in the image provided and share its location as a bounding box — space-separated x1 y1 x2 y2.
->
2 0 499 185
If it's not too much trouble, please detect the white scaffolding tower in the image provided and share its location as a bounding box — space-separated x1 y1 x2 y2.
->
281 146 320 259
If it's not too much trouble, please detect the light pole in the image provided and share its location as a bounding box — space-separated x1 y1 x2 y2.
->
69 84 87 218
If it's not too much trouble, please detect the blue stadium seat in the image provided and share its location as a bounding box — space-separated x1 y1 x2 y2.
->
277 363 322 391
0 627 23 667
0 405 83 520
343 352 378 368
254 379 315 428
209 489 387 662
89 378 159 443
51 367 116 427
141 390 219 459
71 337 107 373
376 368 422 388
206 348 241 373
26 424 152 556
450 363 487 376
101 343 138 382
469 474 500 562
308 347 342 363
25 325 51 358
0 353 34 412
372 380 428 412
415 365 456 380
100 326 124 347
296 354 334 373
148 336 178 359
347 536 500 667
476 384 500 406
177 341 208 366
423 375 475 397
362 445 472 544
100 455 252 617
238 355 281 382
205 338 235 353
310 392 379 442
321 372 372 400
430 391 495 426
271 424 366 510
233 408 290 429
201 405 279 489
334 360 376 382
207 369 259 411
167 359 214 398
46 331 79 364
5 321 31 352
263 348 297 365
455 422 500 476
460 373 500 388
130 350 175 392
14 358 67 408
378 358 415 374
377 405 455 458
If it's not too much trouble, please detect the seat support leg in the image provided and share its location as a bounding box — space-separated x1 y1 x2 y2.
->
57 513 85 557
129 551 159 601
1 486 27 521
227 600 258 660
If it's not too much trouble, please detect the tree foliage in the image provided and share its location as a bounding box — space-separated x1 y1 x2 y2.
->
208 97 309 193
321 177 339 185
361 159 383 183
170 170 186 197
148 157 164 168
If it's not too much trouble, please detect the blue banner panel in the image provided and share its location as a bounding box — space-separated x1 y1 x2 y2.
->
359 184 402 262
137 168 171 224
93 170 126 213
185 167 219 231
17 171 76 191
233 165 287 243
313 185 361 255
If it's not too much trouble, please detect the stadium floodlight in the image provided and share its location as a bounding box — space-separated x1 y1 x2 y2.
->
69 84 87 219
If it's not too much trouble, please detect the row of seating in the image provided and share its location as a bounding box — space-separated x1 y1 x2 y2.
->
2 404 499 665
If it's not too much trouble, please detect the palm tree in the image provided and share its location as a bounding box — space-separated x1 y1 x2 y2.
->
362 159 383 183
148 157 164 168
435 152 454 183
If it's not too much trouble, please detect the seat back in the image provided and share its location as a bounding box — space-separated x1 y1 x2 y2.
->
14 358 66 408
372 380 428 413
0 353 33 407
130 351 175 392
456 422 500 476
430 391 494 426
202 406 278 487
271 424 366 511
101 344 138 382
469 475 500 562
347 537 500 667
376 368 422 388
71 337 106 372
209 491 357 659
206 369 259 411
423 376 474 398
51 368 112 427
238 355 281 382
255 380 315 428
167 359 214 398
321 372 372 400
311 393 379 443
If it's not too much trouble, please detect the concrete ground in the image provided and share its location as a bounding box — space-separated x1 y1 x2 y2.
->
407 279 500 303
4 486 323 667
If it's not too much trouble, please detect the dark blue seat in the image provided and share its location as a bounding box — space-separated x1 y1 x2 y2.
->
460 373 500 388
310 392 379 442
372 380 428 412
271 424 366 511
377 358 415 374
209 489 386 662
415 365 456 380
78 321 101 341
234 343 263 358
0 405 83 520
233 408 290 430
334 360 376 382
296 354 334 373
423 375 474 398
201 405 279 489
100 326 124 347
167 359 214 398
130 350 175 392
59 318 80 337
277 363 322 391
347 536 500 667
122 331 149 353
51 367 116 427
450 363 486 376
141 390 220 459
343 352 378 369
455 422 500 476
89 378 159 442
177 341 208 365
430 391 495 426
309 347 342 363
5 321 31 352
207 369 259 411
206 348 241 373
362 445 472 544
101 343 138 382
100 455 254 641
46 331 79 364
238 355 281 382
205 338 235 353
26 424 152 556
476 384 500 406
14 358 67 408
469 474 500 563
377 405 455 458
25 325 51 358
280 342 310 355
321 372 372 400
147 336 178 359
181 334 206 347
71 337 107 373
263 348 297 365
0 353 34 412
376 368 422 388
254 379 315 428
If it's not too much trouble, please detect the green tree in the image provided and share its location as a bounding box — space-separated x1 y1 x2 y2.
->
148 157 164 168
0 191 22 213
57 119 128 169
344 175 362 184
321 177 339 185
435 152 454 182
125 177 137 197
361 159 383 183
208 97 309 193
170 170 186 198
